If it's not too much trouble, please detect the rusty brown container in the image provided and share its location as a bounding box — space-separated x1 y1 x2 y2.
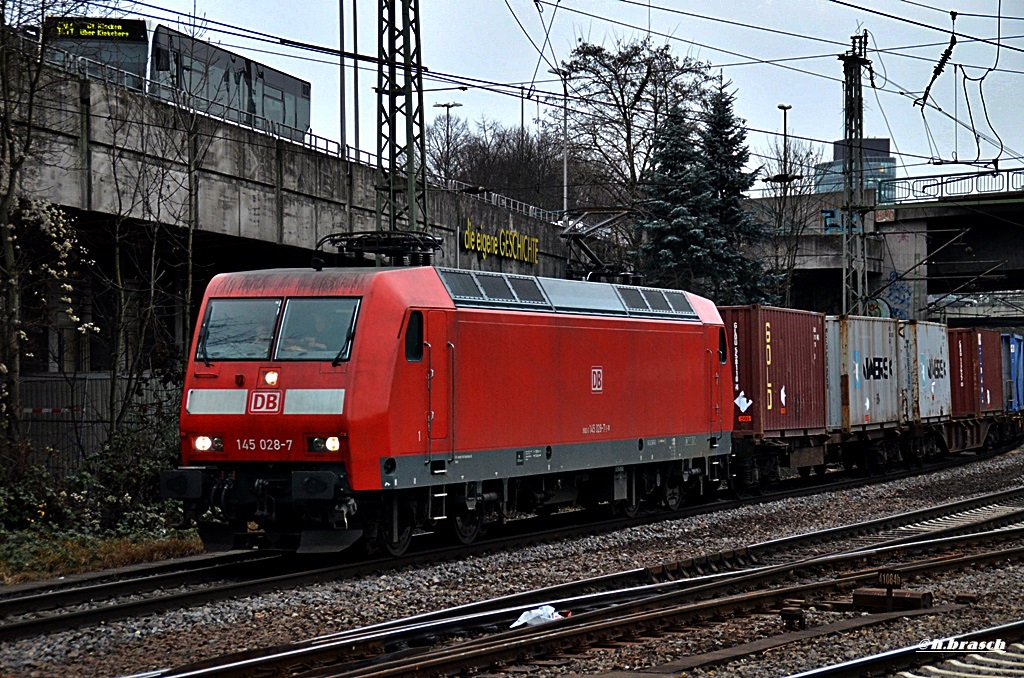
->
980 329 1005 413
949 328 979 417
948 328 1005 417
720 306 827 438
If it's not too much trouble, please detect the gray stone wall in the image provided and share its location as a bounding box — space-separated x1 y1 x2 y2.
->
19 75 567 278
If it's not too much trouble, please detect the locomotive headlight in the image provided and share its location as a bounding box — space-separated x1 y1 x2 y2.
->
308 436 342 453
264 370 279 386
194 436 223 452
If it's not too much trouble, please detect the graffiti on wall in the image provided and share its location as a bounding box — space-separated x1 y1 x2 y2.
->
881 270 913 319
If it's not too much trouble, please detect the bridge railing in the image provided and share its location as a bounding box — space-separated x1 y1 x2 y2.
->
880 169 1024 204
435 178 561 223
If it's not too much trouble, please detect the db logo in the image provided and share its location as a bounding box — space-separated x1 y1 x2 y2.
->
249 390 281 413
591 367 604 393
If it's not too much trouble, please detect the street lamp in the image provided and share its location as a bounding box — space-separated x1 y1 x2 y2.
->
548 67 569 224
766 104 802 184
433 101 462 180
779 103 792 179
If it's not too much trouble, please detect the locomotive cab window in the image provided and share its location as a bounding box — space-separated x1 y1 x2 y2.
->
719 327 728 364
196 298 281 361
405 311 424 362
275 297 359 362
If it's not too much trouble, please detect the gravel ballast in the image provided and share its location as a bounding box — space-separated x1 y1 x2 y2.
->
2 449 1023 677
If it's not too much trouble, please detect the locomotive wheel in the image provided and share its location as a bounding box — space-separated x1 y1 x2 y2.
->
814 464 828 476
383 505 414 557
448 509 485 545
798 467 811 479
617 497 641 518
661 480 684 511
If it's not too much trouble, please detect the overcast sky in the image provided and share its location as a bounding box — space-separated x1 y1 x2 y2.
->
144 0 1024 186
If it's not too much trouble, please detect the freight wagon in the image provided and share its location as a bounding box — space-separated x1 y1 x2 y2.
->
723 308 1022 484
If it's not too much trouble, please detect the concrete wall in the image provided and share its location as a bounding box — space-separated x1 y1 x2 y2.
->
19 75 567 278
875 212 928 320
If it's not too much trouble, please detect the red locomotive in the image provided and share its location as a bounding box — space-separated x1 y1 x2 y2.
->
161 267 733 553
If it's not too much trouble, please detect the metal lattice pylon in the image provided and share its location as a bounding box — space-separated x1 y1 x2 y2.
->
840 32 870 314
376 0 428 233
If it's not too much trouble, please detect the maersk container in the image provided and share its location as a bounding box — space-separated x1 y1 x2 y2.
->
896 320 951 425
720 306 827 438
948 328 1005 417
826 315 900 433
1001 333 1024 411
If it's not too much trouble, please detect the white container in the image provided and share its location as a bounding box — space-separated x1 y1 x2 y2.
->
827 315 900 433
897 321 951 425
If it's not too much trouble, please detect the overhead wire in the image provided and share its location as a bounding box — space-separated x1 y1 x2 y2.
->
84 0 1024 171
503 0 555 87
536 0 1024 166
535 0 845 85
866 30 912 179
829 0 1024 56
613 0 1024 75
899 0 1024 21
960 0 1005 165
913 12 956 109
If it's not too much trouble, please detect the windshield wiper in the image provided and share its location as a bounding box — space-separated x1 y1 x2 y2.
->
197 325 212 367
332 325 355 366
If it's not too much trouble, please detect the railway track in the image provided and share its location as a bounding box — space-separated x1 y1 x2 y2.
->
146 484 1024 677
0 451 1012 645
786 621 1024 677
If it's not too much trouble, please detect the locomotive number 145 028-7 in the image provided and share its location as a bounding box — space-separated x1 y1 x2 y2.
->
237 438 293 451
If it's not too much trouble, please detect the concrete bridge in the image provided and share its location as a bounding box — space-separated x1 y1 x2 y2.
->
878 171 1024 323
754 171 1024 323
21 62 568 282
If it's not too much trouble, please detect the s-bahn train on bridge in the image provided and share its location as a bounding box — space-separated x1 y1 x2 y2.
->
160 266 1024 554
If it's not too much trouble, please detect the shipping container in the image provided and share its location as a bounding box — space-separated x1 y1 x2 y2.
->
1002 333 1024 411
979 329 1005 413
720 306 827 438
826 315 900 432
948 328 1005 417
896 321 951 425
949 328 979 417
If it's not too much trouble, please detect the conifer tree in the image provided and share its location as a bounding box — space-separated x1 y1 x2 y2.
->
638 81 778 303
699 77 778 304
637 107 718 292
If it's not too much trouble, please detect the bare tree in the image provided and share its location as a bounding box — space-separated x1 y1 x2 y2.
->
752 138 831 306
93 74 187 441
426 112 469 182
555 39 709 212
539 39 710 275
428 116 565 211
0 0 93 450
88 17 229 443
